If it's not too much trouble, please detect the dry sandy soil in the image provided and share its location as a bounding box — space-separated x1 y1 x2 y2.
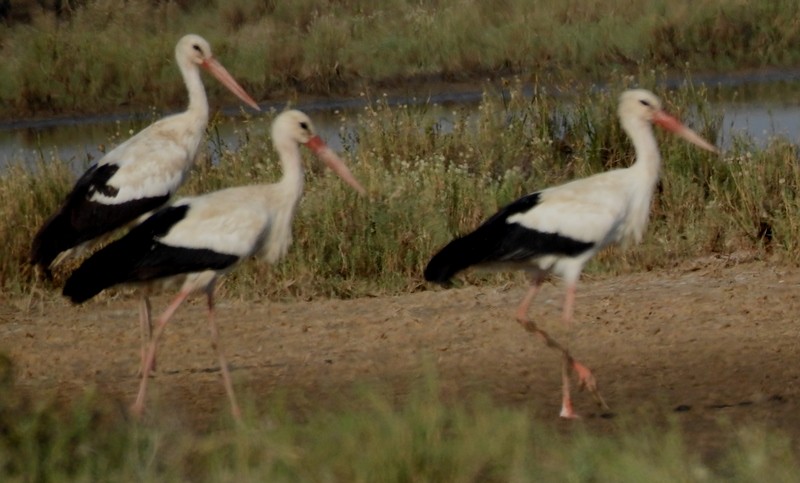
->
2 255 800 461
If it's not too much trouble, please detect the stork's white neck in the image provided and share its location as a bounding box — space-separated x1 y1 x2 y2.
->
616 113 663 245
180 60 209 124
622 116 661 181
274 136 306 202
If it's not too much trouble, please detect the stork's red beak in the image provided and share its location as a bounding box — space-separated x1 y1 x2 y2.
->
652 111 718 153
305 135 366 195
202 58 261 111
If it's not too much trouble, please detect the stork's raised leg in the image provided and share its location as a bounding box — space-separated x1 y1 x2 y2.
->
131 289 190 418
204 287 241 421
515 275 608 418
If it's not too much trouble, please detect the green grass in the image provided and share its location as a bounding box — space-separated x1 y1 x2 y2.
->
4 79 794 299
0 361 797 482
2 0 800 118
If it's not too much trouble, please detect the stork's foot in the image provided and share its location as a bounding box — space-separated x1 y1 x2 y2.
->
559 398 580 419
558 360 610 419
573 360 609 411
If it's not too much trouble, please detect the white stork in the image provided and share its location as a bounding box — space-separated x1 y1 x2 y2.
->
424 89 718 419
31 34 260 273
31 33 259 375
62 110 365 421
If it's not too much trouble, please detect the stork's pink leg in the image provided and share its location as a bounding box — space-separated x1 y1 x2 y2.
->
514 274 545 321
137 296 155 377
559 354 578 419
131 289 190 418
562 283 576 326
205 290 242 421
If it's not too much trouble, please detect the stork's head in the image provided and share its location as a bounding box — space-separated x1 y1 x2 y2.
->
272 110 319 146
272 110 366 195
176 34 213 67
618 89 717 153
618 89 664 123
174 34 260 111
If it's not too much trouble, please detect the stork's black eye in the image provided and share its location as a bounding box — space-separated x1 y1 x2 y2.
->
192 44 203 53
639 99 651 107
300 121 309 131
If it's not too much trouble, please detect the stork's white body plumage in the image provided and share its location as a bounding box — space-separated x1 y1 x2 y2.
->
63 110 365 420
163 185 297 264
425 89 718 418
508 155 659 284
31 33 259 273
88 113 206 206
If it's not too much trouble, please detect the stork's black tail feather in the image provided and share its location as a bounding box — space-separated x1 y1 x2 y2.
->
30 209 81 275
424 195 538 285
62 236 142 304
62 205 189 304
31 164 107 272
424 232 492 285
426 194 543 285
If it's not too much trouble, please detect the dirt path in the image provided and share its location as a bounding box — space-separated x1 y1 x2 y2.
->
3 256 800 459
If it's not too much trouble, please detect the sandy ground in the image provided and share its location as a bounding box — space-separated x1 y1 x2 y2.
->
2 255 800 461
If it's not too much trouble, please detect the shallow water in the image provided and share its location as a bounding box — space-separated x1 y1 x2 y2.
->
2 73 800 172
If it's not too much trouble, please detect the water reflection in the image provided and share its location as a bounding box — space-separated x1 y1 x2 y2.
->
718 103 800 147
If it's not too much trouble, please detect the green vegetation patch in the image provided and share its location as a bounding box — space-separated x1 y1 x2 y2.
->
2 79 791 300
0 360 797 481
